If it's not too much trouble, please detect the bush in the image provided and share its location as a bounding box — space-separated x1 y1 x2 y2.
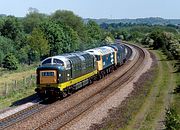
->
2 53 19 70
164 107 180 130
174 85 180 94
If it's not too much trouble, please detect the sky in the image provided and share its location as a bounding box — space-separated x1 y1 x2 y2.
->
0 0 179 19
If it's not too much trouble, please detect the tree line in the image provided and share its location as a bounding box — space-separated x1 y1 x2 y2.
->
1 9 179 72
0 9 113 70
101 22 180 71
101 22 180 129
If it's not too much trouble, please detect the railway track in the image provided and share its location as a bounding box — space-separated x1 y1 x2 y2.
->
34 44 146 130
0 101 47 130
0 44 146 130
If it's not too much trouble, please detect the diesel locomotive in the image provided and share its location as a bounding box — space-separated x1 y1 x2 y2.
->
35 43 127 98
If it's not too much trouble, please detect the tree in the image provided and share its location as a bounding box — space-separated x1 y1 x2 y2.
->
61 25 80 52
102 32 115 45
0 16 22 41
141 35 154 46
40 21 80 55
0 51 4 66
27 28 50 58
2 53 19 70
86 20 103 48
51 10 88 43
16 46 29 64
86 20 102 41
0 36 15 65
148 30 165 49
40 21 65 56
23 8 47 33
169 40 180 60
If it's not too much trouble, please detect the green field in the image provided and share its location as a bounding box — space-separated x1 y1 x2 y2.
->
0 65 37 110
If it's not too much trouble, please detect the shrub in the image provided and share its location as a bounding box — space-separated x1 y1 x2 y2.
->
174 85 180 94
2 53 19 70
164 107 180 130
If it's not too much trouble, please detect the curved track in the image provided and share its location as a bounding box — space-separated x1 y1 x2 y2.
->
34 44 146 130
0 44 146 130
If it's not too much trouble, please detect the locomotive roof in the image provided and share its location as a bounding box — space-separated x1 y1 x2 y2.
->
41 56 69 63
41 51 92 69
86 46 114 56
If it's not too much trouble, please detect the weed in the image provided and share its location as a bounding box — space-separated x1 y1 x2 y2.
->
164 107 180 130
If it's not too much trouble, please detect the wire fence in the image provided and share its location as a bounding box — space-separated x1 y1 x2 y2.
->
0 74 36 97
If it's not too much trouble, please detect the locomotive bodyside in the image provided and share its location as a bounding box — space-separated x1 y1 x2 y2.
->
109 44 126 66
36 52 97 98
86 46 116 79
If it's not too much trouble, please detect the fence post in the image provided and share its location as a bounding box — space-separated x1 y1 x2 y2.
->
23 77 26 86
5 82 8 95
30 75 33 87
15 80 17 90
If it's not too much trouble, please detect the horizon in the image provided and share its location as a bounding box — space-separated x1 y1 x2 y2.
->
84 17 180 20
1 13 180 20
0 0 180 19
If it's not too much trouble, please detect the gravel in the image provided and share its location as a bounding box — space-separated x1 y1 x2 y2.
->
62 48 153 130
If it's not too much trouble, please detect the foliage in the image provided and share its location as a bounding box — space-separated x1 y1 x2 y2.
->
144 31 180 60
0 16 22 41
174 85 180 94
0 36 15 65
148 30 165 49
165 107 180 130
86 20 103 48
0 10 108 69
22 8 48 33
40 21 69 55
0 51 4 66
101 32 115 45
91 17 180 26
51 10 88 43
2 53 19 70
103 21 180 62
87 20 102 40
27 28 50 59
16 46 29 64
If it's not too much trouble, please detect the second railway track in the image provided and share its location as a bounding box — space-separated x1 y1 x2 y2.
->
0 101 47 130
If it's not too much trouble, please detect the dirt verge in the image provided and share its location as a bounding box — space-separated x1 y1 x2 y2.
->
88 50 156 130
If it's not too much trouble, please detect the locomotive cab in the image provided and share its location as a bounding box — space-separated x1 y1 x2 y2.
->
36 56 70 98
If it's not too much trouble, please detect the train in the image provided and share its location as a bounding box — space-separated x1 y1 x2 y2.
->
35 43 128 99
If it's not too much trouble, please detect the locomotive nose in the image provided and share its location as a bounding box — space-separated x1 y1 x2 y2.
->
39 70 58 84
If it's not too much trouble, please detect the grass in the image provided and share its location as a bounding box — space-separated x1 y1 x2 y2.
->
0 63 38 110
0 85 35 109
138 51 172 130
0 64 37 87
126 50 177 130
0 63 38 76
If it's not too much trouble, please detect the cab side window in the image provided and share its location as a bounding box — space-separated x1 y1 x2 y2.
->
95 55 100 61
